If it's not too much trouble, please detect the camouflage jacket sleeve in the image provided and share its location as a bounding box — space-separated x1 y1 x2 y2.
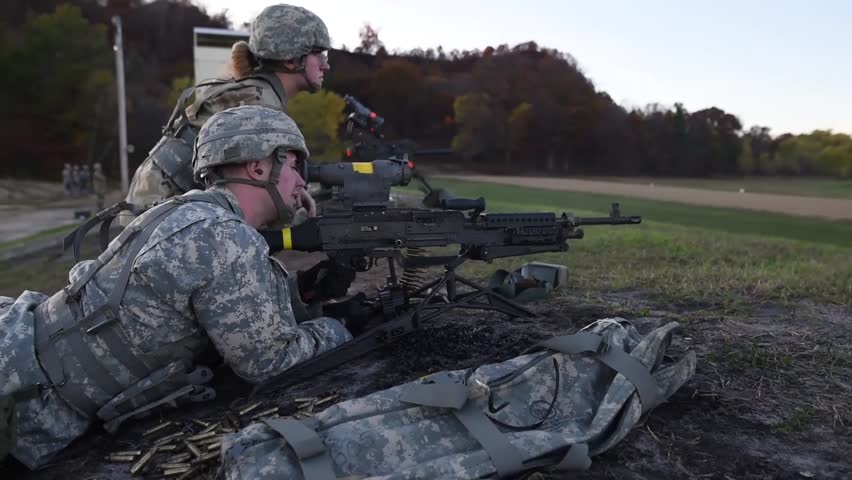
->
184 219 351 384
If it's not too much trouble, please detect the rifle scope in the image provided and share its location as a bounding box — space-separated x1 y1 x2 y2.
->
305 159 413 188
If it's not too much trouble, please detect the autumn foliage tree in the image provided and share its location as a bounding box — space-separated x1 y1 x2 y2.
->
287 90 346 162
3 2 850 180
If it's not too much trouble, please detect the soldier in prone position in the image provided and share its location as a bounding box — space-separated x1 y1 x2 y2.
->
0 106 355 469
124 3 331 219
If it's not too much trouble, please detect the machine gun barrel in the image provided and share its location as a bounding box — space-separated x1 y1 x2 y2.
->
575 215 642 226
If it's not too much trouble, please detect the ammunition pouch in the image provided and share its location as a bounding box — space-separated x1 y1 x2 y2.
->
489 262 569 304
149 125 201 196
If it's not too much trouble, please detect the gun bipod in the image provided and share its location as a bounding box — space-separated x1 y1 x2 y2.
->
403 262 537 323
251 259 539 397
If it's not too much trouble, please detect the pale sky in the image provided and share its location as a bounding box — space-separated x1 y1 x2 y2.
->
194 0 851 135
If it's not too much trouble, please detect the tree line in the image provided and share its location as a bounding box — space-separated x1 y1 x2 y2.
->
2 1 850 180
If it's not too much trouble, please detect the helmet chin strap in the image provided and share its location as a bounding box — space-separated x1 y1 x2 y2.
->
210 150 295 226
259 57 320 93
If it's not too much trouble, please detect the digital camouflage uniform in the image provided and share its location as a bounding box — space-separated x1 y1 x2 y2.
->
0 187 350 468
125 3 331 212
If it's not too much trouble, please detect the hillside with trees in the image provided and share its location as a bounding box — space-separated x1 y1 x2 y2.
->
2 0 850 179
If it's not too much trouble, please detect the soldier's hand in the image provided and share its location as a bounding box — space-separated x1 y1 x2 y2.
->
297 259 356 302
297 188 317 217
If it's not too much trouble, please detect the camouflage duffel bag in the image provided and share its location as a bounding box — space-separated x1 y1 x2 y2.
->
221 319 696 479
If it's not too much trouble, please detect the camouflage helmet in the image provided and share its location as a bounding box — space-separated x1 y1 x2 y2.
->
192 105 309 182
249 4 331 61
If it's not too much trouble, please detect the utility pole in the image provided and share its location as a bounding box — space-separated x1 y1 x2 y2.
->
111 15 129 193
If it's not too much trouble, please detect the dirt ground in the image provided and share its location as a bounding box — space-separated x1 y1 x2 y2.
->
440 174 852 221
4 250 850 480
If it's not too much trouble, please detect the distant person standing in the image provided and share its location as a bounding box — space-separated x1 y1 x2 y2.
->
123 3 332 221
79 164 92 195
92 163 107 210
70 165 81 197
61 164 72 196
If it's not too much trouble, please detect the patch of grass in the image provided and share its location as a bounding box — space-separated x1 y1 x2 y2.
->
0 223 78 251
773 406 820 434
411 179 852 307
0 244 87 297
587 176 852 199
710 341 795 372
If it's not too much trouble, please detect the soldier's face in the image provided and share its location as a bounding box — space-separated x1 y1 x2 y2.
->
275 150 307 210
304 50 330 88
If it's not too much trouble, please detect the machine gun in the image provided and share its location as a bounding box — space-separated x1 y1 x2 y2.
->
254 199 641 394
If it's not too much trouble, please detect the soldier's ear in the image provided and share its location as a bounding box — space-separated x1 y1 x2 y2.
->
246 160 266 180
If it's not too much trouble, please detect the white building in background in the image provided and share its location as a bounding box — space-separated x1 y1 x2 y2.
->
193 27 248 82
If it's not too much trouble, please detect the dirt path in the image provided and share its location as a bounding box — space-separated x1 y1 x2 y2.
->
441 174 852 220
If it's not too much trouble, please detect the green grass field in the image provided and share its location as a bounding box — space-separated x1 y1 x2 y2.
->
589 176 852 199
429 179 852 308
2 180 850 309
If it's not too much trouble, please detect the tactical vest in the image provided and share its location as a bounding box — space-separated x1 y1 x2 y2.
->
149 72 288 197
31 191 233 433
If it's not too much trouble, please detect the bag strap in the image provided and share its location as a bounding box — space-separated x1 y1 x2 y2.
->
399 373 526 479
263 418 338 480
246 71 287 107
538 333 662 412
164 79 230 134
172 73 285 133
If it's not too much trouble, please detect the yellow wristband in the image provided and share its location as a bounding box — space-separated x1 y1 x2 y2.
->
282 228 292 250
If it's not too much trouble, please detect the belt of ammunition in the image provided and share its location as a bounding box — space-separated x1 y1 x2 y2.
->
163 466 191 476
198 421 221 434
250 406 280 420
112 450 142 456
177 467 199 480
185 441 202 458
191 418 210 428
130 448 156 475
225 412 241 429
237 401 262 416
187 430 217 442
196 435 222 446
196 451 219 463
166 453 193 463
143 421 174 437
105 454 136 462
315 394 338 407
155 432 184 445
